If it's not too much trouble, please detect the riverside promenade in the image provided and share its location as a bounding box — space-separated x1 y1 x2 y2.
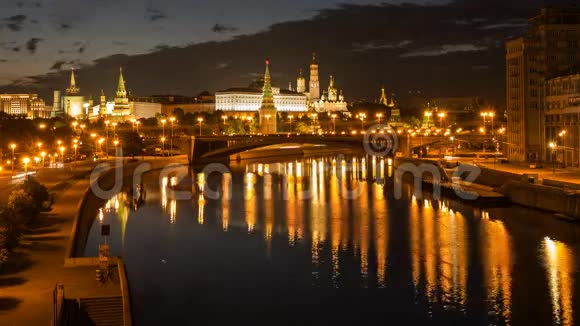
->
0 156 186 325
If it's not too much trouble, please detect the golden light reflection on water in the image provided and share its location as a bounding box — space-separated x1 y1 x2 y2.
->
481 218 512 323
410 198 468 307
543 237 575 326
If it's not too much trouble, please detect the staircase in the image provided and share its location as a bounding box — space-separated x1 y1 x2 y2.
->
79 296 124 326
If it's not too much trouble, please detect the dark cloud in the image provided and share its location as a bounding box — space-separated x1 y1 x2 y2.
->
0 59 8 63
212 23 238 33
50 60 66 70
5 14 27 31
78 46 85 53
60 23 72 30
146 8 166 22
25 38 42 54
2 0 573 105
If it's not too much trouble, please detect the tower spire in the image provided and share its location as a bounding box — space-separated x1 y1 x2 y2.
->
66 68 79 95
261 60 273 103
116 66 127 98
379 86 388 105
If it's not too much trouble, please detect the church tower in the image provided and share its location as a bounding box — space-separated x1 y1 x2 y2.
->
296 68 306 93
328 75 337 102
308 53 320 101
66 68 80 95
258 60 277 134
379 86 388 106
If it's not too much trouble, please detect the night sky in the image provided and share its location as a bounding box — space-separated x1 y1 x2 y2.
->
0 0 574 105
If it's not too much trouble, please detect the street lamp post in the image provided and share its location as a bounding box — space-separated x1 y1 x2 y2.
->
331 114 337 133
59 146 65 164
10 143 16 176
221 115 227 125
169 117 176 155
40 151 46 167
104 120 110 158
549 142 557 173
437 112 446 128
288 115 294 133
197 117 203 137
359 113 366 130
376 113 383 124
161 118 167 156
22 157 30 179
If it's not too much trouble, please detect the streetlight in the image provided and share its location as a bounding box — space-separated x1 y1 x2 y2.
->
37 142 42 152
424 111 432 128
59 146 65 163
135 120 140 134
22 157 30 175
161 118 167 156
221 115 227 125
169 117 176 154
104 120 110 158
10 143 16 176
40 151 46 167
437 112 446 128
358 112 366 130
197 117 203 136
112 122 118 140
376 113 383 124
549 142 557 173
331 114 337 133
288 115 294 133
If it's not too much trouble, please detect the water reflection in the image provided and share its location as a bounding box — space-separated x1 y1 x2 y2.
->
543 237 575 326
84 154 580 325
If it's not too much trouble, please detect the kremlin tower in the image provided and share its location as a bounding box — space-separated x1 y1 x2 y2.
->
258 60 278 134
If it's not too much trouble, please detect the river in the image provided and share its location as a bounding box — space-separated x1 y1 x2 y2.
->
83 154 580 325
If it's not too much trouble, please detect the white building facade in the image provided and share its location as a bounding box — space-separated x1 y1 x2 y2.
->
216 87 307 113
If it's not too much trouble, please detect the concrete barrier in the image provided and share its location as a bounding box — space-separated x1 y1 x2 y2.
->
499 181 580 220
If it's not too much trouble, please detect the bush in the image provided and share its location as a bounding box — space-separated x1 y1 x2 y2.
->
7 190 36 225
21 177 50 213
0 208 25 252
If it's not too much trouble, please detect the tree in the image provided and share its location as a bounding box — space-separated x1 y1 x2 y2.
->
21 177 50 214
119 131 144 156
7 190 36 225
294 122 310 133
0 207 25 251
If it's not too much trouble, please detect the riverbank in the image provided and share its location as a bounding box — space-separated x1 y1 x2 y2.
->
0 156 187 325
406 158 580 221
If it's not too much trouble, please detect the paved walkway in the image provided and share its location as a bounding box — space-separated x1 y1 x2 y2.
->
0 178 89 325
478 161 580 185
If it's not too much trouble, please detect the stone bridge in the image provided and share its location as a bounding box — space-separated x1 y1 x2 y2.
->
185 133 492 164
186 134 396 163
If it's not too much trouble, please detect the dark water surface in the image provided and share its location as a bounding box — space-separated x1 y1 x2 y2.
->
84 155 580 325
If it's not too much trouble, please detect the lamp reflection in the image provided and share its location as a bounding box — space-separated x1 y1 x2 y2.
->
543 237 574 326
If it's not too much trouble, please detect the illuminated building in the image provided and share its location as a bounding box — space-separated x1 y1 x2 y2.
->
0 93 47 118
544 73 580 166
258 60 277 134
215 63 307 114
296 53 347 113
506 8 580 161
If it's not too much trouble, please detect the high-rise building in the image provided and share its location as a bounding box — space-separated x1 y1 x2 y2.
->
0 93 46 118
544 73 580 166
506 8 580 162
